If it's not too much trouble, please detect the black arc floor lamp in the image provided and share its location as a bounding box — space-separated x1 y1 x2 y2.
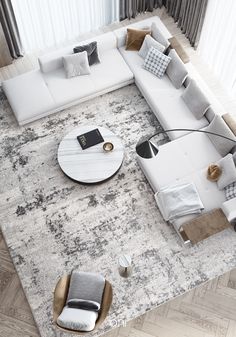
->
136 128 236 159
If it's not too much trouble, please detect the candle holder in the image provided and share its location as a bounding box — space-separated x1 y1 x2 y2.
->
103 142 114 152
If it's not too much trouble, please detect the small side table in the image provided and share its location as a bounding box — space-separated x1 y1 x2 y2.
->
168 36 190 64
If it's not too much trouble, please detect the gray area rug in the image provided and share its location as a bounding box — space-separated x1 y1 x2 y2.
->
1 84 236 337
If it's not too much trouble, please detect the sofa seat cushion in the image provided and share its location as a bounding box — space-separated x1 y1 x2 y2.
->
143 89 209 139
44 48 133 106
2 70 56 124
57 306 98 332
138 132 222 193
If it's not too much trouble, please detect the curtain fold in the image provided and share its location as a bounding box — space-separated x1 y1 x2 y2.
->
11 0 119 53
166 0 208 48
198 0 236 96
0 0 23 58
120 0 164 20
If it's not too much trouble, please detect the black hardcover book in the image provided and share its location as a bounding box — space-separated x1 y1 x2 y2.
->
77 128 104 150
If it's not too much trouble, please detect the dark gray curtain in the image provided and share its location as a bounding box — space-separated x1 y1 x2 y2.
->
120 0 165 20
0 0 23 58
166 0 208 48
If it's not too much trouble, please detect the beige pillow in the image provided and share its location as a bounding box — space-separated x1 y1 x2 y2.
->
126 28 151 51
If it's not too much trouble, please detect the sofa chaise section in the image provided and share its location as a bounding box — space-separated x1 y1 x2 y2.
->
2 32 134 125
138 131 226 228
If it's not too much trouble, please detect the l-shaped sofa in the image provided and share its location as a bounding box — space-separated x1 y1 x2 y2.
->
2 17 236 243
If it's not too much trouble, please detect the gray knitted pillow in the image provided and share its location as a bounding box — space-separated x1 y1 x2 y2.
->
166 49 188 89
181 79 210 119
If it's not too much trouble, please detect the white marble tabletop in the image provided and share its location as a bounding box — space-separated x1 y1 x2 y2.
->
58 126 124 183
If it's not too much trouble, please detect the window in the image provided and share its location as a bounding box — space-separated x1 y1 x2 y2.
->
12 0 119 52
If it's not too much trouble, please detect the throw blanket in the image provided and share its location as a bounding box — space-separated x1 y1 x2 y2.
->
66 271 105 310
155 182 204 221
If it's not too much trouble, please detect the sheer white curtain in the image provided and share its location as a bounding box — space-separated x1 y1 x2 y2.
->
198 0 236 96
11 0 119 53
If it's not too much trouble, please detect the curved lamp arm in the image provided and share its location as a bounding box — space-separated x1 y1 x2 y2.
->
148 128 236 143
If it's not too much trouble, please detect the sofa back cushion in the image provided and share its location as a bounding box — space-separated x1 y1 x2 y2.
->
205 115 236 156
38 32 116 73
39 46 73 74
151 22 170 50
166 49 188 89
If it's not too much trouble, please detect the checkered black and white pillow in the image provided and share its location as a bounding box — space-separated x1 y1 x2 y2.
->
225 181 236 200
143 46 171 78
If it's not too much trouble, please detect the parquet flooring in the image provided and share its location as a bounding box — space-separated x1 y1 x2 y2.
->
1 7 236 337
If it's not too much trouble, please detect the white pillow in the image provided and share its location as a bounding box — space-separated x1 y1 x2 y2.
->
63 51 90 78
151 22 170 50
143 46 171 78
216 154 236 190
138 35 165 59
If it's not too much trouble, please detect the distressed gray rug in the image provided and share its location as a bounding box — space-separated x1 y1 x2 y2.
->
1 84 236 337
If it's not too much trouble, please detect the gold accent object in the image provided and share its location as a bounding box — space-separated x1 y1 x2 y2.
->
103 142 114 152
207 164 222 182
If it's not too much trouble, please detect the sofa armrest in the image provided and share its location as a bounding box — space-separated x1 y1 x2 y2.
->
222 197 236 223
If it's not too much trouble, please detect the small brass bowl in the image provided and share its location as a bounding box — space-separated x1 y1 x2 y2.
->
103 142 114 152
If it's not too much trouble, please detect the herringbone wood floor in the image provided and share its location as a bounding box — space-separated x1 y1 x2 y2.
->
1 7 236 337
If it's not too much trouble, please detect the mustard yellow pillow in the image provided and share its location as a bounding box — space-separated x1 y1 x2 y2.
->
125 28 151 51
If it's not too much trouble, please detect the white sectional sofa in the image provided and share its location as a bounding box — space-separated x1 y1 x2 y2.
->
2 32 133 125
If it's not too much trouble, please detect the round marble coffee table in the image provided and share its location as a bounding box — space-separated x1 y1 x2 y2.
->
58 125 124 183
